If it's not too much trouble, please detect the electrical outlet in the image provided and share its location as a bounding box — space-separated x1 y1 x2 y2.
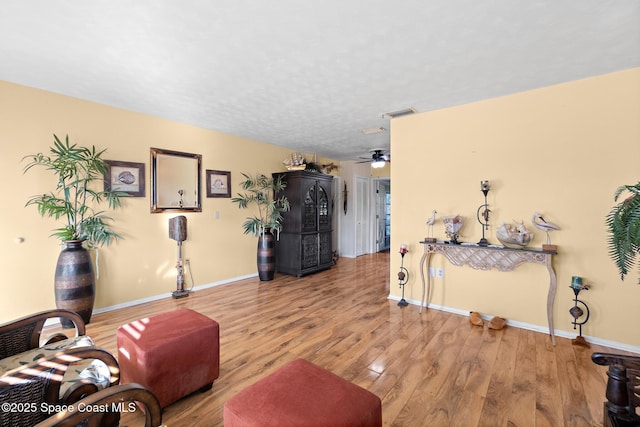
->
437 267 444 278
185 258 190 266
429 267 435 277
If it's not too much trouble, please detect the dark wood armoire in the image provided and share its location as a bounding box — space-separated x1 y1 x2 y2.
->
273 171 334 276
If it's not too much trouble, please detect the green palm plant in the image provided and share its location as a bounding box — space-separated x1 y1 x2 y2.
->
606 182 640 283
23 134 124 247
231 172 289 237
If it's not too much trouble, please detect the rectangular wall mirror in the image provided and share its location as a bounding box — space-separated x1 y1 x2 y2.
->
151 147 202 213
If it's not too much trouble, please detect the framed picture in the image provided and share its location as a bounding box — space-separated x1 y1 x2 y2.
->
206 170 231 198
104 160 146 197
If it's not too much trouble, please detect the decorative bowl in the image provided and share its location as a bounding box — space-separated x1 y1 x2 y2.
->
496 222 533 249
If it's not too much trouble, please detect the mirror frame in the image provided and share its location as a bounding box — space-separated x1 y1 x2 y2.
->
150 147 202 213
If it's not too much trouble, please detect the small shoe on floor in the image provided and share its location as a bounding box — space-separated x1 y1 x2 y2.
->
469 311 484 326
488 316 507 330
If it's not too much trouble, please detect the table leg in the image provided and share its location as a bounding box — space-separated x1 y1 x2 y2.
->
419 251 431 313
545 254 557 345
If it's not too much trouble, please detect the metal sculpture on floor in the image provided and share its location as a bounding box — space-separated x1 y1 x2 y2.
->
398 244 409 307
569 276 590 347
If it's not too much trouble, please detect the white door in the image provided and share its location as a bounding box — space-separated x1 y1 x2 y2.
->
356 176 369 256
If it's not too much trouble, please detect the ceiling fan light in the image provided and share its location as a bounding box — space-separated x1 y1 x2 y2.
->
371 159 386 168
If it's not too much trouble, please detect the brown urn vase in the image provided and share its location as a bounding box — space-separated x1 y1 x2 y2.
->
54 240 95 327
257 229 276 281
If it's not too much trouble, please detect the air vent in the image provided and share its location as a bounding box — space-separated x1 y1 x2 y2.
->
382 107 417 119
361 127 386 135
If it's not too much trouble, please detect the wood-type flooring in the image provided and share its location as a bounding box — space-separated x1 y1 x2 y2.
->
85 251 629 426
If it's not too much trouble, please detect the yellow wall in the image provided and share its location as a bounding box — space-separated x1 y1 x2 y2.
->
0 81 335 322
3 69 639 348
390 68 640 347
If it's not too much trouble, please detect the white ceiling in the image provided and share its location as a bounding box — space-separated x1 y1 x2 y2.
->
1 1 639 161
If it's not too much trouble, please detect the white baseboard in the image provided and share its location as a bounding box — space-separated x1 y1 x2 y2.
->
92 273 257 315
387 294 640 354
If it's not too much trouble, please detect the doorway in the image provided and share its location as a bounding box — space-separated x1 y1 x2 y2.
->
374 178 391 252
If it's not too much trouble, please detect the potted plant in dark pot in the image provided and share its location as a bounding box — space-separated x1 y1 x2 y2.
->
231 172 289 281
23 134 124 325
606 181 640 283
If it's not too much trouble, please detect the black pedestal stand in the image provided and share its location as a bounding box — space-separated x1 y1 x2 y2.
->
398 252 409 307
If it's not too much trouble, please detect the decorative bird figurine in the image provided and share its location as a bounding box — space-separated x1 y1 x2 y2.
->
531 212 561 244
426 210 437 239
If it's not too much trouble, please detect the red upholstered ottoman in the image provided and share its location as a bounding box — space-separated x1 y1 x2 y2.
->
116 308 219 408
224 358 382 427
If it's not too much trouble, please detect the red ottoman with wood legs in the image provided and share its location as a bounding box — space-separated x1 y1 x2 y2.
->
224 358 382 427
116 308 219 408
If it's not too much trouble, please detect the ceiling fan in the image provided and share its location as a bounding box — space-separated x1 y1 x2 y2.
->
357 149 390 168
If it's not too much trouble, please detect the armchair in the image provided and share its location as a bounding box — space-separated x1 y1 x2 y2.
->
592 352 640 427
34 383 162 427
0 345 120 426
1 310 123 426
0 309 85 359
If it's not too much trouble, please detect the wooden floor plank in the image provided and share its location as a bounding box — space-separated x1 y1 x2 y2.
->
554 337 595 426
477 322 518 427
79 251 633 426
535 332 565 427
506 327 537 427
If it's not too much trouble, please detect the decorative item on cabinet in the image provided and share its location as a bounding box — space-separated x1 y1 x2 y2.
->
477 180 491 246
442 215 464 244
531 211 561 252
283 152 306 171
425 210 437 242
496 221 533 249
273 171 334 277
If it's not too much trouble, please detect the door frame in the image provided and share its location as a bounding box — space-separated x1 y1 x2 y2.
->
355 175 369 256
372 178 391 252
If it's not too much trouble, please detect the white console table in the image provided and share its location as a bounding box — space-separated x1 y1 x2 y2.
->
419 241 558 345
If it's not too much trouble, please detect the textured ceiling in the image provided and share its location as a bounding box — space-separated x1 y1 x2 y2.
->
1 1 639 161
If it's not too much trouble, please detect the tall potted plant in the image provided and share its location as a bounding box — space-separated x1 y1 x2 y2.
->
23 134 124 324
231 172 289 281
606 182 640 283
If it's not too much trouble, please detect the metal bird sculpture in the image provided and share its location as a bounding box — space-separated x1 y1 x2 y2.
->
531 212 561 244
426 210 437 238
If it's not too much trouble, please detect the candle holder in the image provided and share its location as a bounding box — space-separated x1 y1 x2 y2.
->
398 245 409 307
477 180 491 246
569 276 590 347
